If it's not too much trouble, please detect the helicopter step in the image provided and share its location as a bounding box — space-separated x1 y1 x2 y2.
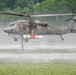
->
23 34 43 39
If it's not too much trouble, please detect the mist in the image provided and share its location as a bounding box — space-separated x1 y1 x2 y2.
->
0 16 76 63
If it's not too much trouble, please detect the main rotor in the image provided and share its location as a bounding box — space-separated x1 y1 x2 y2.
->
0 11 73 18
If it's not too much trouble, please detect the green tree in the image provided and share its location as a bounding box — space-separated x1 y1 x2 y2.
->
5 0 15 9
15 0 27 8
33 3 41 14
58 0 76 13
41 0 57 13
27 0 34 13
22 7 30 14
13 6 22 13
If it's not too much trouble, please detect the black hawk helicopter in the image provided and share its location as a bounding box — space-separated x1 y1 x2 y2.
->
0 11 76 50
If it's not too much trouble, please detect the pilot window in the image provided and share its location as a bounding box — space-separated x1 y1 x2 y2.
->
8 23 16 28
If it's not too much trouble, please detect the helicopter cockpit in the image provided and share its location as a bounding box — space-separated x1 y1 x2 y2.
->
7 22 16 28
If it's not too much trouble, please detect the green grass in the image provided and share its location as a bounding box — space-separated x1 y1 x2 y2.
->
0 64 76 75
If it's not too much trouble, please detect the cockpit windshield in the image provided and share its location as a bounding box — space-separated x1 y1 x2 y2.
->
7 23 16 28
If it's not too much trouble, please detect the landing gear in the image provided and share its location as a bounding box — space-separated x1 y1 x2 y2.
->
14 38 18 41
11 34 18 41
59 35 64 41
8 33 10 36
56 33 64 41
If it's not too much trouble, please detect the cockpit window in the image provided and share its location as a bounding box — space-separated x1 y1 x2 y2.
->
7 23 16 28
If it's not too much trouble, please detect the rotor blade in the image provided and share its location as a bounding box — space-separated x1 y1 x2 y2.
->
65 17 73 21
31 13 73 17
0 11 30 17
0 11 73 17
0 11 23 16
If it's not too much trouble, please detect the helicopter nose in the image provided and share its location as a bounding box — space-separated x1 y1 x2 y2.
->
3 28 10 33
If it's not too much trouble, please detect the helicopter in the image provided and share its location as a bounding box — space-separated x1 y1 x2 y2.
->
0 11 76 50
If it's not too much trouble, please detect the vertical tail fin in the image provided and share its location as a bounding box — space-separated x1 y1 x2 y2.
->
66 21 74 33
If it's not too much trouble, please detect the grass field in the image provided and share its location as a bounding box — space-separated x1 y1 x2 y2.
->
0 64 76 75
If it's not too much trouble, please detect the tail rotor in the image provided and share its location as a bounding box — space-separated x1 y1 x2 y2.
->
65 9 75 21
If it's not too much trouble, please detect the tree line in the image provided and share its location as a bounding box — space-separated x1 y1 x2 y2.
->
0 0 76 14
0 0 76 23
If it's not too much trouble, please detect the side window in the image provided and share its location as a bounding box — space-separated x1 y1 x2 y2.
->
8 23 16 28
12 24 16 28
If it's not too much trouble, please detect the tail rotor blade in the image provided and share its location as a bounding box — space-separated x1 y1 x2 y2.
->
65 17 73 21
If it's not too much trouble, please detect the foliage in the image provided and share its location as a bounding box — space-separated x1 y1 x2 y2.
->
13 6 22 13
0 0 76 13
0 0 76 22
22 7 30 14
33 3 41 14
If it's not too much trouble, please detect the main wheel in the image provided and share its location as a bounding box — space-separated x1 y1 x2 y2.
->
14 38 18 42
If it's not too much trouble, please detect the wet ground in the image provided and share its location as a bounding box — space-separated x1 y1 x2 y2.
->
0 29 76 63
